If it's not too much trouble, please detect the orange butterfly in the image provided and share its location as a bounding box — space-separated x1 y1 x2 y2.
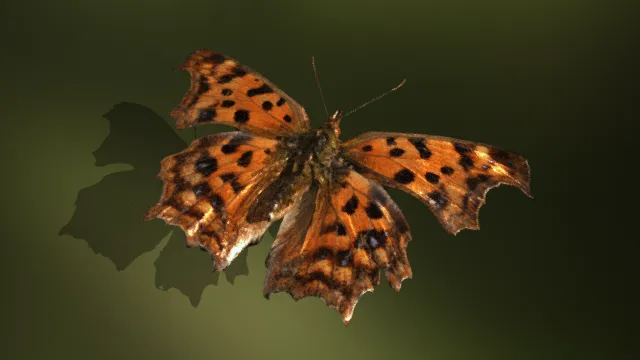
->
146 50 533 324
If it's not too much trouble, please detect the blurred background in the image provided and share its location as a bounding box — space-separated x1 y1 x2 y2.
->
1 0 636 359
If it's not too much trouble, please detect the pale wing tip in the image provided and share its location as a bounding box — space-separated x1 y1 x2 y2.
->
521 183 534 199
340 302 356 326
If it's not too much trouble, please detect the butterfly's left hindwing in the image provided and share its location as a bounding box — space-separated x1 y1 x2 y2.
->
145 132 297 270
264 168 412 324
341 132 532 235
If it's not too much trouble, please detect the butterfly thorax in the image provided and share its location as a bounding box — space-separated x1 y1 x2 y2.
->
245 111 343 224
313 109 343 168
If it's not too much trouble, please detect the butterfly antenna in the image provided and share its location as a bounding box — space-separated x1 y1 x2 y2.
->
344 79 406 118
312 56 329 118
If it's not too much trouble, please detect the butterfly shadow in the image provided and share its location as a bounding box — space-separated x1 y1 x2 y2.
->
59 102 251 306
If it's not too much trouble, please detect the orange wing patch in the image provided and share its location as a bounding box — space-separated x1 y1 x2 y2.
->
263 168 412 324
170 49 310 138
342 132 532 235
145 132 288 270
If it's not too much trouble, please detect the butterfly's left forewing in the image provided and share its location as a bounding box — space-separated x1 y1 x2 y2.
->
170 50 310 138
264 168 412 324
341 132 532 235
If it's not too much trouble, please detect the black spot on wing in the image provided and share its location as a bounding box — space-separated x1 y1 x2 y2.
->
365 202 384 219
394 169 415 184
221 100 235 108
207 53 227 65
262 101 273 111
237 151 253 167
409 138 432 159
234 110 250 123
276 97 285 106
425 172 440 184
221 88 232 96
221 143 238 154
389 148 405 157
198 109 216 122
283 115 292 123
193 182 211 196
337 250 352 267
459 155 474 172
362 145 373 152
247 84 273 97
195 153 217 176
454 143 473 154
386 137 396 146
441 166 454 176
220 173 236 182
342 195 359 215
232 66 247 77
217 75 233 84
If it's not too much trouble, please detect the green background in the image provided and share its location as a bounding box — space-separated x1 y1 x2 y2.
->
2 0 636 359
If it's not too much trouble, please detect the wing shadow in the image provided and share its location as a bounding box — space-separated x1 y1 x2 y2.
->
59 102 250 306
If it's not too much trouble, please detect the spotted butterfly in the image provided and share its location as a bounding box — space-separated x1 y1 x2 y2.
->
146 50 532 324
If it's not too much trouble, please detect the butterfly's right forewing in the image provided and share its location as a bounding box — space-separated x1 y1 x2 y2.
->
341 132 532 235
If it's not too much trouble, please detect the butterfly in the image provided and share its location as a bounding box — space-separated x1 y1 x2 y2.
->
145 49 533 324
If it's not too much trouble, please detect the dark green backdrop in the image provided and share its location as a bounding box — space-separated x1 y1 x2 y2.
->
3 1 636 359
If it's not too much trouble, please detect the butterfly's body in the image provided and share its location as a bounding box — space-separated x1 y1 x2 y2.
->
244 111 343 225
146 50 532 324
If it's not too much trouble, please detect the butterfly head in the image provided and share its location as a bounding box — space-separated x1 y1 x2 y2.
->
322 109 343 138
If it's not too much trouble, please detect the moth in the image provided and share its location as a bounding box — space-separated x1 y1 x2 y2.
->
145 50 532 324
